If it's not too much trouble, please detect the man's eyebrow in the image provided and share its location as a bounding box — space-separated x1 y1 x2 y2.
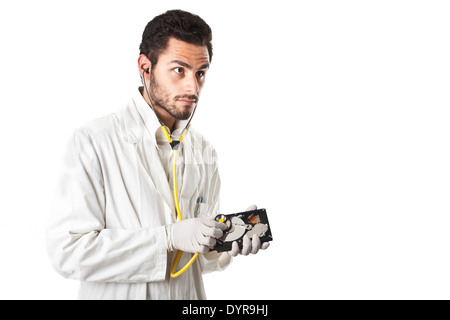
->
170 60 210 70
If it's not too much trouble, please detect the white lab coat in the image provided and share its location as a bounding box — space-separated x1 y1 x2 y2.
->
46 87 231 299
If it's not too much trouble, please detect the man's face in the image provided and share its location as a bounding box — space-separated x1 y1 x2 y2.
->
148 37 210 121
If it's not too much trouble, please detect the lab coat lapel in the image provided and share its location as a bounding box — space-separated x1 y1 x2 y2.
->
120 100 176 218
138 140 175 213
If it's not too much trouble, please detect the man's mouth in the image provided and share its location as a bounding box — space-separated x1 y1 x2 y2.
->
176 96 198 105
175 96 198 104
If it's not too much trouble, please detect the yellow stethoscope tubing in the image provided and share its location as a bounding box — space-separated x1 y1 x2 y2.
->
169 146 199 278
165 127 199 278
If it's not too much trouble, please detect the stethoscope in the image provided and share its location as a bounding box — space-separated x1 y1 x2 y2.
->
140 68 199 278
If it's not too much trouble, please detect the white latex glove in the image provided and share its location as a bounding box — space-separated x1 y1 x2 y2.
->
227 205 271 257
166 217 226 254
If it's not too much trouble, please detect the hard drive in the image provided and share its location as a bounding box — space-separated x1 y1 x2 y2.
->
213 208 273 252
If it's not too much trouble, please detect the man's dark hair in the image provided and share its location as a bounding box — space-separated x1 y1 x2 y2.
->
139 9 213 68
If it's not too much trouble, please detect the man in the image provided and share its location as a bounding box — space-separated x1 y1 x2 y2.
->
46 9 268 300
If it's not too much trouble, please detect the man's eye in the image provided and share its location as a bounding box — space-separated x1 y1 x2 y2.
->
174 67 184 74
196 71 205 78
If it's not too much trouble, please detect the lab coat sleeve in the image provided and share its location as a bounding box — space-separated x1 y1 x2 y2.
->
46 128 167 283
197 147 232 273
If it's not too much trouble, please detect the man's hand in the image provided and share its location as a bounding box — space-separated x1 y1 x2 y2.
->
227 205 271 257
166 217 226 253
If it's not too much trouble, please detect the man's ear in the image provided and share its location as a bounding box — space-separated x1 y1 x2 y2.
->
138 54 152 75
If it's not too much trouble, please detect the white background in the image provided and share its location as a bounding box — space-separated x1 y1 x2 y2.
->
0 0 449 299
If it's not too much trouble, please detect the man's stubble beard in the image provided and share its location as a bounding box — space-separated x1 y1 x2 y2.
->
149 71 196 121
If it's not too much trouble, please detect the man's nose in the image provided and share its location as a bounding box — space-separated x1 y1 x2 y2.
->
184 73 199 95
